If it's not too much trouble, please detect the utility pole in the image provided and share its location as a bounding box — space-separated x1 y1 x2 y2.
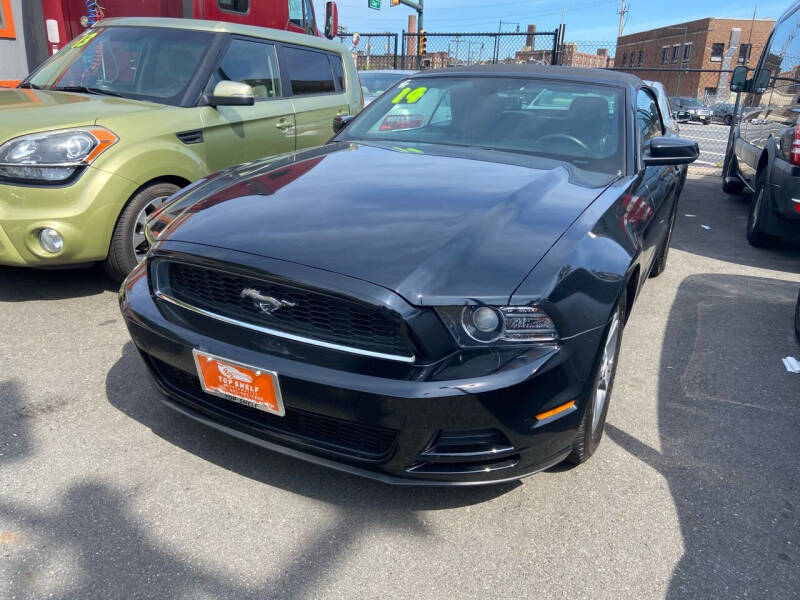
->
617 0 628 39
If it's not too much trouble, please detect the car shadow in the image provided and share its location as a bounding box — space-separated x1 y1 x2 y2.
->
606 273 800 598
0 265 117 302
672 175 800 273
105 341 519 512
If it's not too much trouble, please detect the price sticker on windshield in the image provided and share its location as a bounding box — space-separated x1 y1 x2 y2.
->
71 31 99 49
392 86 428 104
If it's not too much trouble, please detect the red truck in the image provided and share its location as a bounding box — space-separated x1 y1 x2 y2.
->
1 0 338 85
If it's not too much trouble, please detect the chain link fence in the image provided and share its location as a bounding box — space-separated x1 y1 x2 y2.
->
337 33 399 70
399 31 558 70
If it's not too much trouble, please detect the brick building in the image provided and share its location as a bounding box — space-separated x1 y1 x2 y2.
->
614 17 774 101
516 43 611 67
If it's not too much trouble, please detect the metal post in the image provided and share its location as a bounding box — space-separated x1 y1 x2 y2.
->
393 33 398 69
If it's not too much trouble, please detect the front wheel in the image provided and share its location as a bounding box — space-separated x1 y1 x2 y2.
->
566 291 626 465
724 114 733 126
103 182 180 282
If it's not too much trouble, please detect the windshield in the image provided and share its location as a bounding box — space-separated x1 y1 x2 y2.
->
26 26 214 106
338 76 624 175
359 72 409 97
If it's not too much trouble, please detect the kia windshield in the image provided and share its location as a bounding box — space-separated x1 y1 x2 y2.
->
337 76 624 175
24 26 214 106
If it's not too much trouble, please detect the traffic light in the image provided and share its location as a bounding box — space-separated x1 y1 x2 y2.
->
391 0 399 5
419 29 426 55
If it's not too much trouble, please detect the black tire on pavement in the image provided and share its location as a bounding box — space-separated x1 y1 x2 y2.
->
746 172 780 248
794 288 800 344
103 182 180 282
649 206 677 278
566 289 626 465
724 114 733 126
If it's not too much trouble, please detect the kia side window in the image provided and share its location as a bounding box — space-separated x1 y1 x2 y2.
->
636 89 662 150
329 54 345 91
283 47 336 95
211 39 282 100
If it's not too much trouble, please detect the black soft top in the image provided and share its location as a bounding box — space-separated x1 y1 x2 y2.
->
413 64 642 90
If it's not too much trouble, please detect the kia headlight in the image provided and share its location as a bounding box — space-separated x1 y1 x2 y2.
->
0 127 118 184
436 305 559 347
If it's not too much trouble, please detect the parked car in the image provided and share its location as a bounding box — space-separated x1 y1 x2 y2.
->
669 96 711 124
723 2 800 246
359 70 416 105
711 101 736 125
0 18 360 280
120 65 697 485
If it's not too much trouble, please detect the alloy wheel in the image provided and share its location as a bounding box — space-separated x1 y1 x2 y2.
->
132 195 170 263
592 310 620 433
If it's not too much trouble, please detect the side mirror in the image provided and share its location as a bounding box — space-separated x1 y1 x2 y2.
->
752 68 771 94
333 114 354 133
730 65 748 92
207 81 255 107
643 137 699 166
324 1 339 40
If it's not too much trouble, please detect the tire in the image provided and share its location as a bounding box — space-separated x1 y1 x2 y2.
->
794 289 800 344
103 182 180 282
746 173 780 248
724 114 733 126
566 290 626 465
649 205 677 278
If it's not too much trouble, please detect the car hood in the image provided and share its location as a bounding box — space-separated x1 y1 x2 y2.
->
0 88 163 143
161 142 613 305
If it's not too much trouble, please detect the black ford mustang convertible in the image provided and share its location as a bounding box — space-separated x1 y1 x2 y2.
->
120 66 698 485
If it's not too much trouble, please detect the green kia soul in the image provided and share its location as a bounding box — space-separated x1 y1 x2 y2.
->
0 18 361 280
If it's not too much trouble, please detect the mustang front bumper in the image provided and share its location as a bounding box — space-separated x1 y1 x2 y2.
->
120 262 607 486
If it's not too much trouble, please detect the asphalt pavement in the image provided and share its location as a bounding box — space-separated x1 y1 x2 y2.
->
677 121 730 170
1 175 799 599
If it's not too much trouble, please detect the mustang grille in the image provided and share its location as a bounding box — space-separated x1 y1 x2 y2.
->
163 262 412 358
150 356 399 460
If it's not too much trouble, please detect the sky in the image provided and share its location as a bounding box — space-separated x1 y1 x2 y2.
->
315 0 789 41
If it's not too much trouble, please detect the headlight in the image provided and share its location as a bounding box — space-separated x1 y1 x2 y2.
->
0 127 118 184
436 305 559 347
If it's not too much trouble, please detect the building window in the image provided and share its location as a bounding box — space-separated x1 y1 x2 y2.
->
621 53 627 66
218 0 249 12
704 87 717 102
662 46 669 64
710 42 724 61
682 43 692 63
638 50 644 66
738 43 752 64
672 45 680 63
0 0 17 39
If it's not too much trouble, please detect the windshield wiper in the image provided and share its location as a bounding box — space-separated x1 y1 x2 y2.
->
53 85 123 98
17 82 43 90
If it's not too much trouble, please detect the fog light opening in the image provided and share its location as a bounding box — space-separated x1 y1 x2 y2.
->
38 228 63 253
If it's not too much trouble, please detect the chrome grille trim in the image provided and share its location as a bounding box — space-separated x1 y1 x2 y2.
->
155 291 416 364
